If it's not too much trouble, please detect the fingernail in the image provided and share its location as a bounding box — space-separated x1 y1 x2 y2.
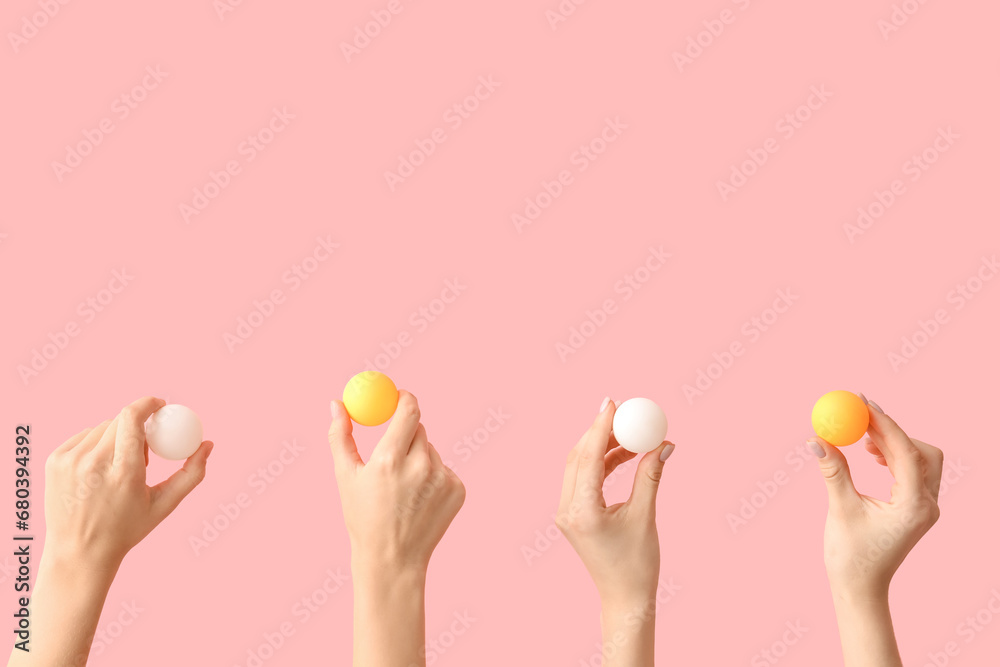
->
806 440 826 458
599 396 611 413
867 400 884 414
331 400 341 420
858 392 868 405
659 443 675 462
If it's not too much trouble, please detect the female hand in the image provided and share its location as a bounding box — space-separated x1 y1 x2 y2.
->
11 396 213 667
44 396 214 571
328 390 466 575
809 395 943 598
328 390 465 667
556 397 675 605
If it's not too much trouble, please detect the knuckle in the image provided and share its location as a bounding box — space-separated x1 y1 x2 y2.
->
414 450 432 468
397 396 420 421
430 468 448 488
925 503 941 525
452 479 467 504
645 466 663 485
191 465 207 485
412 457 433 478
930 446 944 465
78 454 102 475
370 450 399 470
910 495 940 525
44 452 61 473
820 463 846 483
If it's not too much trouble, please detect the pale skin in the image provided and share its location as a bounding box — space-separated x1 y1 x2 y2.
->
556 397 676 667
7 396 212 667
808 394 943 667
328 390 466 667
12 390 936 667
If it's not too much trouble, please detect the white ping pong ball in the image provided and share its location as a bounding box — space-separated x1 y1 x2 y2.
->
146 404 203 461
612 398 668 454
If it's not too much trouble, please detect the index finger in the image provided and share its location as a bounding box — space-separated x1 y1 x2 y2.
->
373 390 420 461
114 396 166 469
865 400 925 496
329 399 364 475
575 399 616 497
911 438 944 500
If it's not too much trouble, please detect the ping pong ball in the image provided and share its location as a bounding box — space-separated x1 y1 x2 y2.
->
811 391 869 447
612 398 668 454
146 404 203 461
343 371 398 426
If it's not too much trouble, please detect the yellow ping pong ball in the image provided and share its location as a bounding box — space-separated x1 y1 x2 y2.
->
343 371 399 426
811 390 870 447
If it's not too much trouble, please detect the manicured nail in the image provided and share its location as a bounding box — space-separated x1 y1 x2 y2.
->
659 443 675 462
807 440 826 458
599 396 611 413
858 392 868 405
867 399 884 414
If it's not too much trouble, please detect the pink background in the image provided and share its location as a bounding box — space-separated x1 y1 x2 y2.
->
2 0 999 665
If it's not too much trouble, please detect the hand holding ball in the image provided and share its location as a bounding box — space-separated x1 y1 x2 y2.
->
146 404 203 460
612 398 669 454
343 371 399 426
811 390 869 447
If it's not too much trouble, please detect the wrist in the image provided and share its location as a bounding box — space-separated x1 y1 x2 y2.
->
829 584 901 667
42 537 124 581
352 556 427 591
600 590 657 624
352 559 426 622
598 579 658 608
599 593 658 664
38 547 119 599
831 589 892 618
828 577 890 607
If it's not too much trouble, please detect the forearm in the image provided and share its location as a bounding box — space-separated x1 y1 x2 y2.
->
598 594 656 667
7 547 118 667
352 562 427 667
831 587 902 667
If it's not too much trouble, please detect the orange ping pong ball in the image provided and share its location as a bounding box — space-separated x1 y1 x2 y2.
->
811 390 870 447
343 371 399 426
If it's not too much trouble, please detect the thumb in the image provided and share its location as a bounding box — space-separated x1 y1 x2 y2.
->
808 437 859 510
628 442 675 516
150 440 213 522
329 400 363 475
